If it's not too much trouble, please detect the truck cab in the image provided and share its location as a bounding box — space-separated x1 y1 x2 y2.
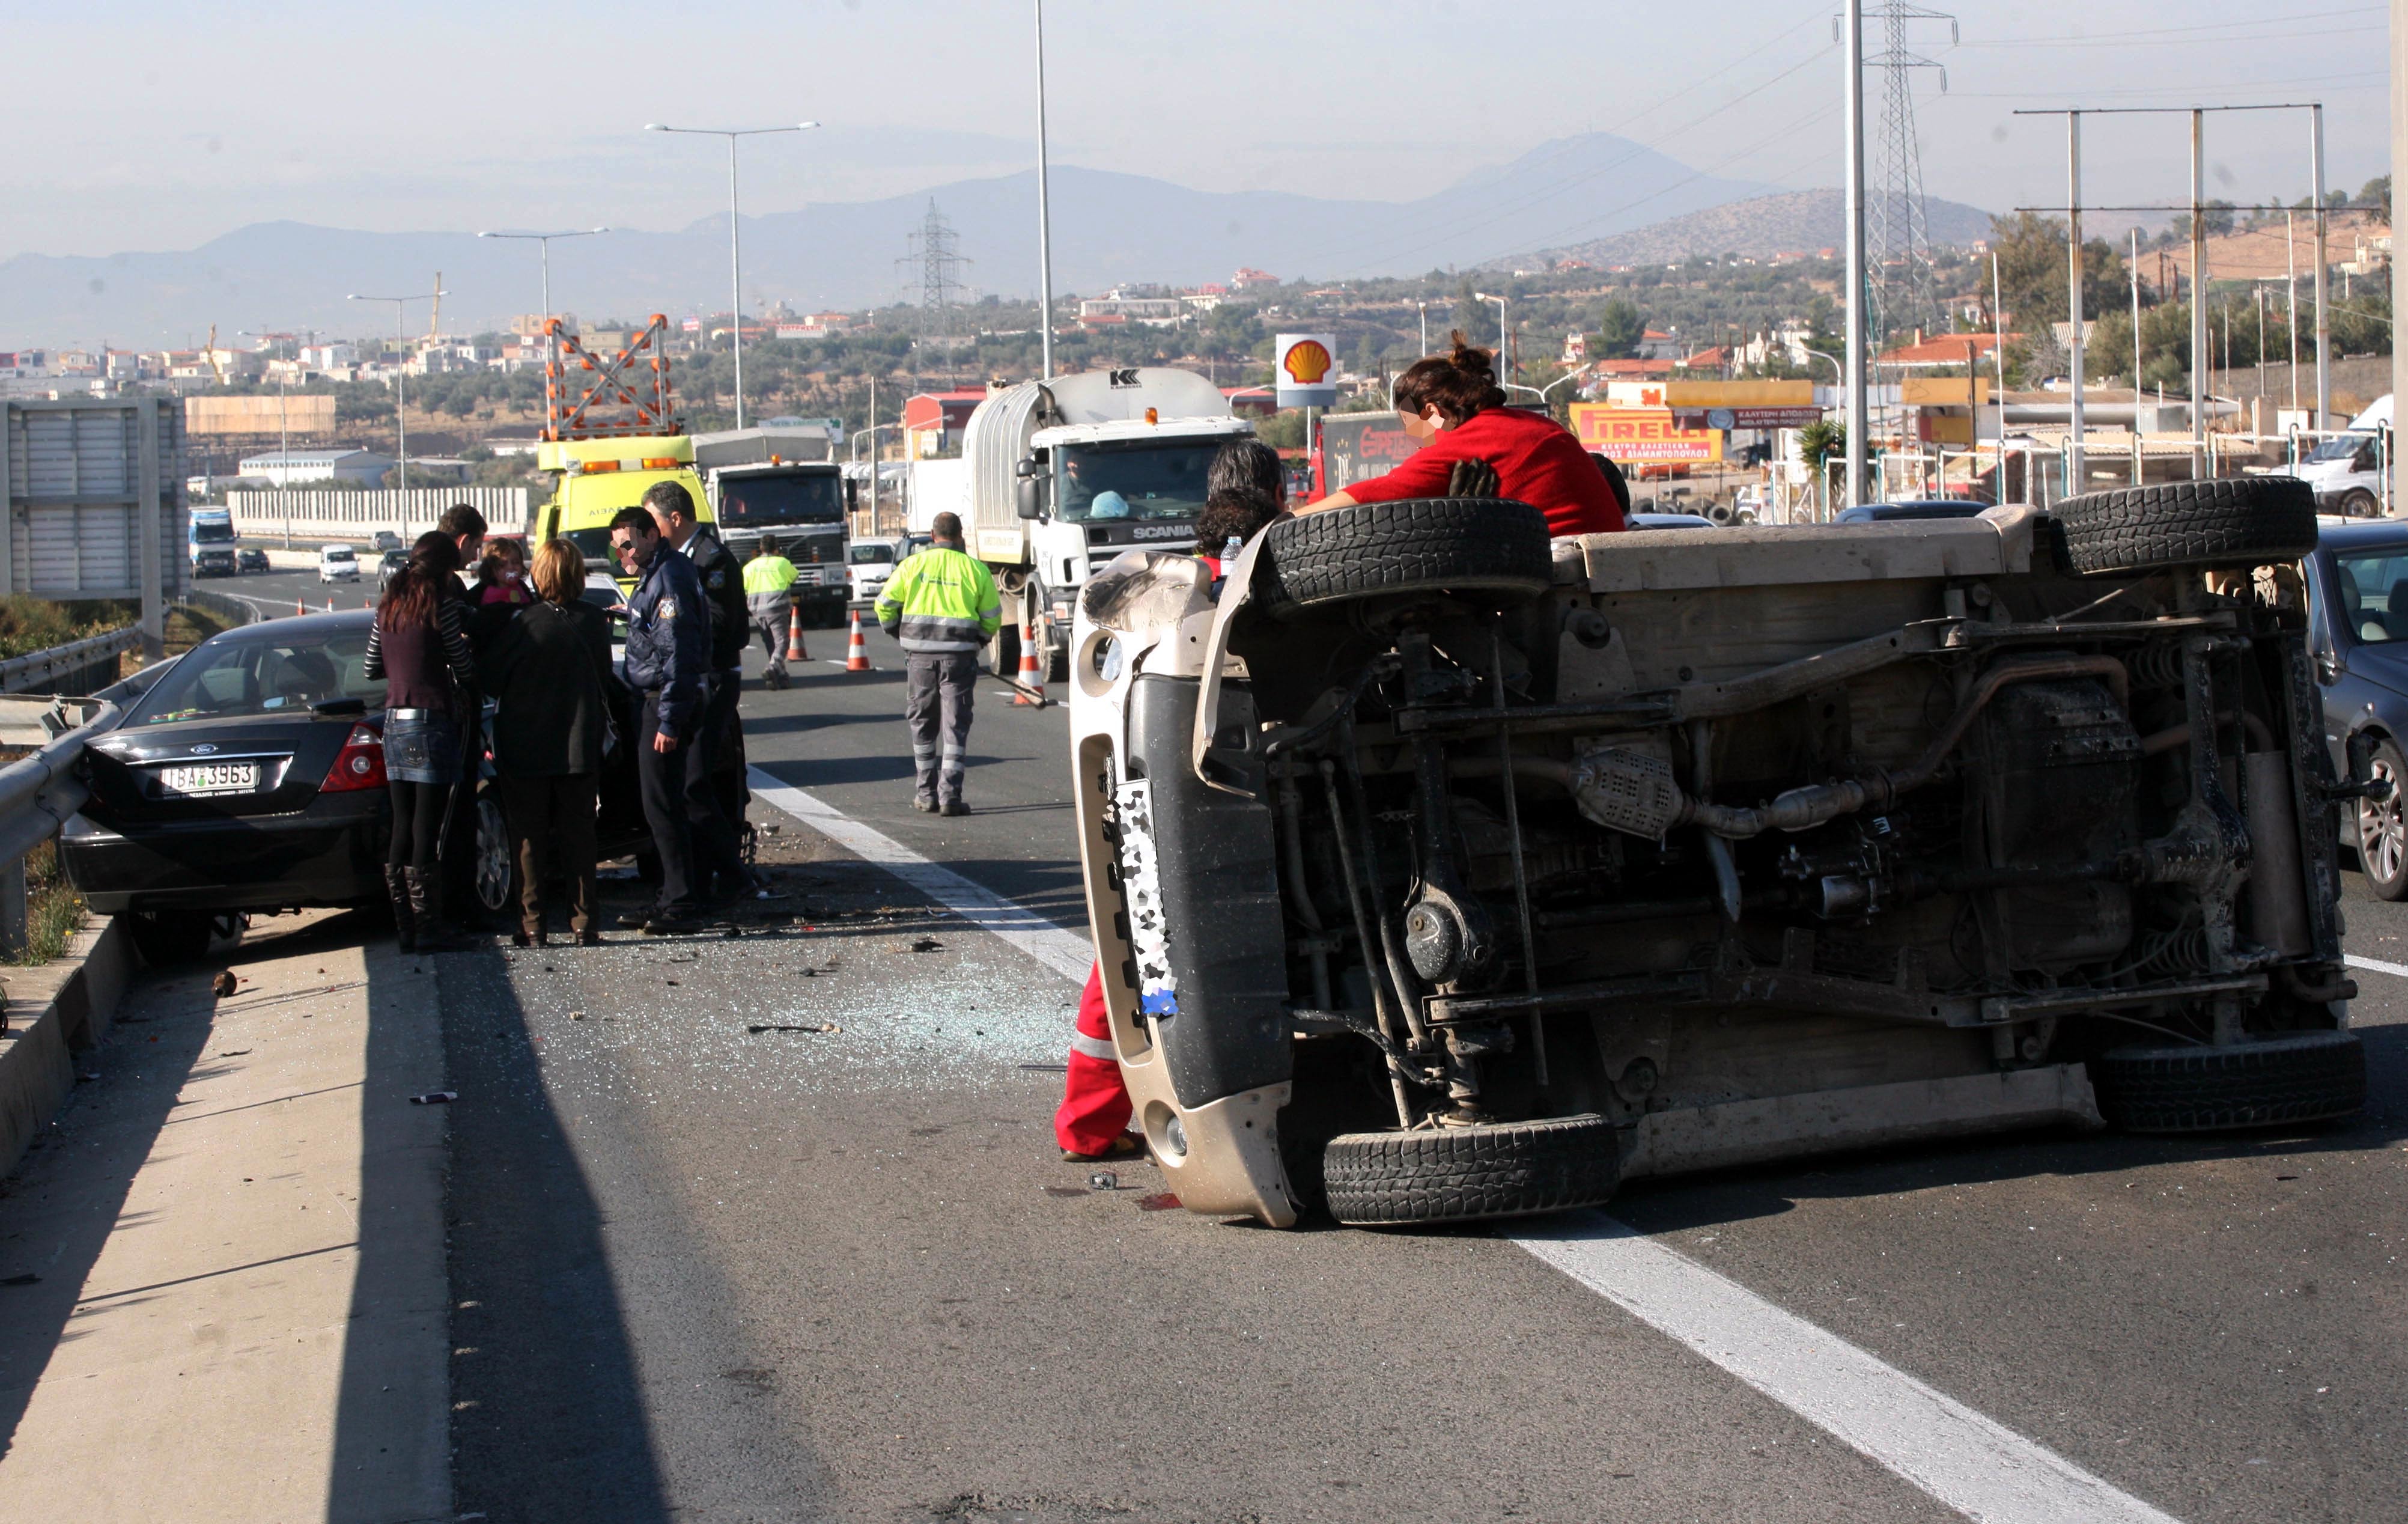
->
962 367 1252 680
188 507 238 578
692 425 851 627
533 434 713 591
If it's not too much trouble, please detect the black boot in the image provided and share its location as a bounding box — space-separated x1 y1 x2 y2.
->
385 865 416 954
403 867 479 951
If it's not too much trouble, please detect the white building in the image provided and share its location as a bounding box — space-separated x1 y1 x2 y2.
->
236 448 396 487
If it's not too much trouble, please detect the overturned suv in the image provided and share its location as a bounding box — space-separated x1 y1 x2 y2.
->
1068 481 2373 1228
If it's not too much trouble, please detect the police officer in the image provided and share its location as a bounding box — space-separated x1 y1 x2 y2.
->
874 511 1000 815
610 504 728 934
641 481 756 897
743 534 800 690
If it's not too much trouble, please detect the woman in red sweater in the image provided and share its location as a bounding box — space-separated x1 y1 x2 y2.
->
1303 332 1625 537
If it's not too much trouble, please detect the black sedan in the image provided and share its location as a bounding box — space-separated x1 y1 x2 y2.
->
60 612 392 962
2303 515 2408 898
237 546 270 573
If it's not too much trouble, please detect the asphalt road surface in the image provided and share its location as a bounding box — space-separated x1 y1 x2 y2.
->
413 622 2408 1524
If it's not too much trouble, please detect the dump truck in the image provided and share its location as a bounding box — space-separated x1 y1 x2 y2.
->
961 367 1253 680
692 424 850 627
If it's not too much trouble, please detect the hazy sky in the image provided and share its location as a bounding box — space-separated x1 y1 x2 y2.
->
6 0 2388 273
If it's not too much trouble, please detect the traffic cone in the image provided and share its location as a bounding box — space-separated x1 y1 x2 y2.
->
785 603 809 662
325 600 334 614
844 611 871 672
1014 621 1044 706
296 599 306 617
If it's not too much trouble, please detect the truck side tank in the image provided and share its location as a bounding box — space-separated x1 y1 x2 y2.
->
962 368 1236 560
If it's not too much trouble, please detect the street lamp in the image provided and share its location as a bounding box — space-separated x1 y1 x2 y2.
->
476 227 609 331
647 121 818 429
1473 291 1509 384
1417 300 1429 358
348 289 444 537
238 327 310 546
1503 363 1594 412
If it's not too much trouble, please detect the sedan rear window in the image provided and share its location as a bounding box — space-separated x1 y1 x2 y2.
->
130 628 385 726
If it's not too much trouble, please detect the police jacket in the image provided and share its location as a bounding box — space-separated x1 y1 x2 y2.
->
875 544 1001 654
683 531 751 673
622 545 708 740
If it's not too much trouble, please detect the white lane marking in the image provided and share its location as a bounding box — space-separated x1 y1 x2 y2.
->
745 766 1090 983
750 769 2179 1523
2344 953 2408 979
1513 1213 2185 1524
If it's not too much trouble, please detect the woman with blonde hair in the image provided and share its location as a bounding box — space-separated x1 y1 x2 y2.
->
476 537 615 945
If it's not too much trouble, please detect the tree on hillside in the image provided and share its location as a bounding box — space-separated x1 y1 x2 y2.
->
1990 212 2127 331
1595 299 1644 358
1451 279 1488 349
2362 175 2391 222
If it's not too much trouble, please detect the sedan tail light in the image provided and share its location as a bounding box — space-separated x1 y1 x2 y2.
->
321 722 386 793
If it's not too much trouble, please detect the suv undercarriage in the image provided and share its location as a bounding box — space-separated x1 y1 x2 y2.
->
1069 482 2373 1227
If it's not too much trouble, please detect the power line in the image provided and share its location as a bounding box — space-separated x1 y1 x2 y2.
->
898 199 971 338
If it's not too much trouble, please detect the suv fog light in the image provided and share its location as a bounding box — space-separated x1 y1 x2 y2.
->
1146 1101 1188 1160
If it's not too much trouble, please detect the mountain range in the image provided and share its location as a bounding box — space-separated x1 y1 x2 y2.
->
1488 188 1998 270
0 135 1992 347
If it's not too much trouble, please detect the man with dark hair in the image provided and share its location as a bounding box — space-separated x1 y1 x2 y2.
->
437 502 487 567
611 503 722 933
873 511 1000 815
1205 437 1286 511
642 480 756 897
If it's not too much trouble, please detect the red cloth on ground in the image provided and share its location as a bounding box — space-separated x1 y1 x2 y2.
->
1340 406 1626 537
1054 962 1133 1154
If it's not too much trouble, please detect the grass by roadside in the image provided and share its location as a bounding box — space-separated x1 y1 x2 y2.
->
0 597 132 662
11 841 84 967
162 601 240 654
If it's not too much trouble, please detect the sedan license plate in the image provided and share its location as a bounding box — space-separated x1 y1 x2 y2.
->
157 761 260 797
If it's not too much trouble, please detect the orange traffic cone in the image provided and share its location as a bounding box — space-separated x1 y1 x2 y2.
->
785 603 809 662
844 611 871 672
1014 621 1044 706
324 600 334 614
296 599 307 617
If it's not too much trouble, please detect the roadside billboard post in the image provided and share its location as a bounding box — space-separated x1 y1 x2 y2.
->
2 400 186 654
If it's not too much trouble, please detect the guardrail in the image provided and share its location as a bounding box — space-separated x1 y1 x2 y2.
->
0 699 117 955
0 628 141 697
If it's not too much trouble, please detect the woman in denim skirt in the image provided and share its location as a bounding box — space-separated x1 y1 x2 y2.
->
365 531 477 950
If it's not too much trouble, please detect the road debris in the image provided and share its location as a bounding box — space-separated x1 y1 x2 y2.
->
747 1022 842 1035
1042 1186 1087 1199
570 1011 586 1022
210 970 238 997
1087 1171 1118 1191
409 1091 458 1105
1137 1193 1182 1212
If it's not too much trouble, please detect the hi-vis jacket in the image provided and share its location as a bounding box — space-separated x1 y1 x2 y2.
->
741 552 798 624
874 545 1002 655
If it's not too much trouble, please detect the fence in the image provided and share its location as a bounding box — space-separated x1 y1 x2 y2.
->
225 486 531 546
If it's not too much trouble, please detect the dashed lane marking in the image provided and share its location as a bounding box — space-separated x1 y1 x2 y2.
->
2344 953 2408 979
747 769 2189 1524
745 766 1090 983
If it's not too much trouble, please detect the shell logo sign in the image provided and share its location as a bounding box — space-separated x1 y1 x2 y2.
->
1274 332 1338 407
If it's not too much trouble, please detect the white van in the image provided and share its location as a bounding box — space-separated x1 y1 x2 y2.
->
317 544 360 584
2298 394 2392 516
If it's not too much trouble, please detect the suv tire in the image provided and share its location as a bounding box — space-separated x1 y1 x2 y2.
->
1254 498 1555 620
2356 738 2408 900
2052 477 2317 576
1322 1112 1621 1225
2091 1030 2366 1132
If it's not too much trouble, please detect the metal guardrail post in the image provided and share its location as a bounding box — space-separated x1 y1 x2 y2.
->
0 858 25 959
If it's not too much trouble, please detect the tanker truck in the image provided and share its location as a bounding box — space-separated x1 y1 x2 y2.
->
961 367 1253 679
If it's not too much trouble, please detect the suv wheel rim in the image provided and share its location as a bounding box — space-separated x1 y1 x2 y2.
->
475 797 512 911
2362 758 2404 884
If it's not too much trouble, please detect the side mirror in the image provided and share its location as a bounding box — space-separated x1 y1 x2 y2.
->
1015 475 1043 520
845 478 860 511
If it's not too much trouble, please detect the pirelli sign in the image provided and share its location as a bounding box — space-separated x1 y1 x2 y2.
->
1568 404 1724 465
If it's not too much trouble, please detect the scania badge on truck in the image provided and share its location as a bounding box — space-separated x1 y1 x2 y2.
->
959 367 1253 680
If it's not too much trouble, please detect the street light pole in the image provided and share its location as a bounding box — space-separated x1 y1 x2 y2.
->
1033 0 1057 381
349 289 443 540
476 227 609 330
648 122 818 429
1842 0 1869 510
1418 300 1429 357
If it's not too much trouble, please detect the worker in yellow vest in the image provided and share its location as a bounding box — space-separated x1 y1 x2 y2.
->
741 535 801 690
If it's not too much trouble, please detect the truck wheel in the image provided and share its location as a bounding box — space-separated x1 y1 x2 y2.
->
1254 498 1555 620
1321 1113 1620 1225
2052 477 2317 576
2091 1030 2365 1132
984 622 1020 680
2355 739 2408 900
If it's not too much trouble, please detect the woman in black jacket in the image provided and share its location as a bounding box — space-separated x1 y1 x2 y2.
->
476 538 616 945
365 532 477 951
